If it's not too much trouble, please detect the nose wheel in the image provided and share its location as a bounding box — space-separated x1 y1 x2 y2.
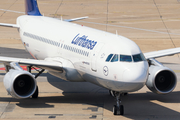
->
113 105 124 115
110 91 124 115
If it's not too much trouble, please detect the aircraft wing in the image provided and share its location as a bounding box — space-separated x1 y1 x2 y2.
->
64 16 88 22
0 56 62 71
0 23 19 28
144 47 180 59
0 16 88 28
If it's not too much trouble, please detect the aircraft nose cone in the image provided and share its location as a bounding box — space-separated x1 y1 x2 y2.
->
123 66 148 83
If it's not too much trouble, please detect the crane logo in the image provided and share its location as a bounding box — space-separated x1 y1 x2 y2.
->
103 66 108 76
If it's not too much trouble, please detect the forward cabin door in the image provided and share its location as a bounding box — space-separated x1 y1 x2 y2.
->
91 43 104 72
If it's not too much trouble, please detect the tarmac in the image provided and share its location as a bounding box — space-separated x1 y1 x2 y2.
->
0 0 180 119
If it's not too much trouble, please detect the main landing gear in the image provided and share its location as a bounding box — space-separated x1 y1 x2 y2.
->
27 66 45 99
32 86 39 98
109 90 126 115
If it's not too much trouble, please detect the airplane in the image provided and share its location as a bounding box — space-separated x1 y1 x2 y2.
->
0 0 179 115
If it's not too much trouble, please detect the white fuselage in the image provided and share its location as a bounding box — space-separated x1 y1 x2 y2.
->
17 15 149 92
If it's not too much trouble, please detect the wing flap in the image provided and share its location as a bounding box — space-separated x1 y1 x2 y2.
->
144 47 180 59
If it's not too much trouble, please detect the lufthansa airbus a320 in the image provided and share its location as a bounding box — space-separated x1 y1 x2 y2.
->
0 0 179 115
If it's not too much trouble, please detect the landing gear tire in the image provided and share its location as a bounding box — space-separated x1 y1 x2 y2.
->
113 105 117 115
32 86 39 98
113 105 124 115
112 92 125 115
120 105 124 115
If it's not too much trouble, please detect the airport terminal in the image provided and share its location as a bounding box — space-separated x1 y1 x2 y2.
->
0 0 180 119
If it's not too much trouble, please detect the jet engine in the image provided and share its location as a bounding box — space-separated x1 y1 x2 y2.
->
3 69 37 99
146 59 177 94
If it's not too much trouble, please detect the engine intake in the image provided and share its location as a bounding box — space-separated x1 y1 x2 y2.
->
146 65 177 94
3 69 37 99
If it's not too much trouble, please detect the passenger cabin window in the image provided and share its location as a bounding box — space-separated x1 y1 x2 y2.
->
120 55 132 62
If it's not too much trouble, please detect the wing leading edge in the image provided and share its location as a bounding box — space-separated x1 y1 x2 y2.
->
144 47 180 59
0 23 19 28
64 16 88 22
0 56 62 71
0 16 88 28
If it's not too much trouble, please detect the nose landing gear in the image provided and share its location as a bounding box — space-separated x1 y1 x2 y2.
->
113 92 124 115
109 90 125 115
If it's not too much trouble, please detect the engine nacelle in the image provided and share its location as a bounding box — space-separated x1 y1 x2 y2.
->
3 69 37 99
146 65 177 94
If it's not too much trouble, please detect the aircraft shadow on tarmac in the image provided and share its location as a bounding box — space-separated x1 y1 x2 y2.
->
0 47 180 119
47 74 180 119
0 73 180 119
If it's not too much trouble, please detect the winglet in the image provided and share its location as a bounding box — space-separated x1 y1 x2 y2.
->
25 0 42 16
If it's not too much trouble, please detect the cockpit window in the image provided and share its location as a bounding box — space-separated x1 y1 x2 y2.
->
133 53 146 62
106 54 113 62
105 53 146 62
120 55 132 62
111 54 118 62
